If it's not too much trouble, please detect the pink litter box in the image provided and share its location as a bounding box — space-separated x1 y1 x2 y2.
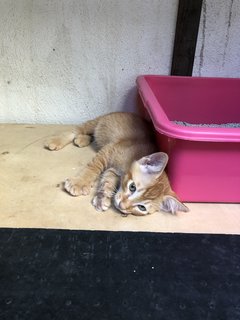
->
137 75 240 203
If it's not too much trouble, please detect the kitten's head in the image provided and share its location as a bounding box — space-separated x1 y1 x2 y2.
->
114 152 188 216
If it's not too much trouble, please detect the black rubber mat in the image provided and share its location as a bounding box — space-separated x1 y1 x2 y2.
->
0 228 240 320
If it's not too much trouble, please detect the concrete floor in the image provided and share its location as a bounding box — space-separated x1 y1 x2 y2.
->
1 124 240 234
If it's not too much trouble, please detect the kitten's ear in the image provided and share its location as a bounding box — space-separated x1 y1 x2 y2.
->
160 196 189 214
138 152 169 175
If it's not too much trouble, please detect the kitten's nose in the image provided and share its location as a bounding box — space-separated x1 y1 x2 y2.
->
119 201 126 210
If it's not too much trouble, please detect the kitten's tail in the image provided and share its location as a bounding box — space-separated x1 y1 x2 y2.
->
44 118 99 151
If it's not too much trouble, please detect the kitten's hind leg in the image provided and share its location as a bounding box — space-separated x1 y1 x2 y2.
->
45 131 76 151
92 168 119 212
73 134 92 148
45 118 99 151
73 118 98 147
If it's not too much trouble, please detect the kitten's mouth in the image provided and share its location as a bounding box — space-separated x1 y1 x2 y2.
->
113 197 130 216
114 204 129 216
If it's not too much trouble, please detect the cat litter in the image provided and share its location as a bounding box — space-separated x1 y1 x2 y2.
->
137 75 240 203
173 121 240 128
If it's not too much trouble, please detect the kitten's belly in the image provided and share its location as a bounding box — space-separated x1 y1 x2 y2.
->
93 113 151 148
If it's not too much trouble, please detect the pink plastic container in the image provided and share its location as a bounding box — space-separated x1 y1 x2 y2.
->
137 75 240 203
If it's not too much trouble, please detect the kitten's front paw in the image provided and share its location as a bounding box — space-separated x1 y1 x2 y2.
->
64 178 92 196
92 194 111 212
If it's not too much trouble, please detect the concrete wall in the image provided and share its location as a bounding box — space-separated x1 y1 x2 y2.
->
0 0 178 124
1 0 240 124
193 0 240 77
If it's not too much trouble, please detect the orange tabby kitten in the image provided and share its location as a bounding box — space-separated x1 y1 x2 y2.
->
45 112 188 216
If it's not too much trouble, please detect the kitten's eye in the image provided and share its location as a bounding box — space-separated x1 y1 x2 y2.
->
129 182 136 193
137 205 146 212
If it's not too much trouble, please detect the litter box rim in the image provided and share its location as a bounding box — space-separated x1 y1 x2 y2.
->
137 75 240 143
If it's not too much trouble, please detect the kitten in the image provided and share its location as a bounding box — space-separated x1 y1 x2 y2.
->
45 112 188 216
